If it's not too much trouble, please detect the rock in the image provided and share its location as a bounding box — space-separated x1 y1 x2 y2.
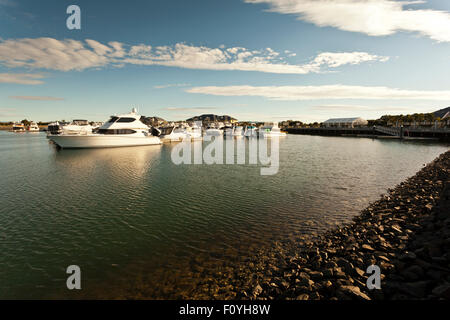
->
333 267 347 278
431 283 450 299
323 268 333 277
402 265 424 281
399 251 416 261
252 284 263 297
354 267 365 277
336 258 354 273
391 225 402 233
308 271 323 281
400 281 429 298
339 285 371 300
296 293 309 300
362 244 375 251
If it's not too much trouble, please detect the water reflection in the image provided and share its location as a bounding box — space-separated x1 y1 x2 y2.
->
52 145 162 181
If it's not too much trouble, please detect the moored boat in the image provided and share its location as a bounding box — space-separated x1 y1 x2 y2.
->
159 126 188 142
26 122 40 132
47 108 161 149
258 122 287 137
205 124 223 136
61 120 93 135
244 124 258 137
232 126 244 136
11 122 25 133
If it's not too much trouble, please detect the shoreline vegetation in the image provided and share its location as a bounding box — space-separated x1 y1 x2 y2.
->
140 150 448 300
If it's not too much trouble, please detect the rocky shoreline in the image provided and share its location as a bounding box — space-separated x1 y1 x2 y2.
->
175 150 449 300
231 150 450 300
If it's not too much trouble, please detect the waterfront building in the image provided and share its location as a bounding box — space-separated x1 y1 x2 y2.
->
323 117 368 128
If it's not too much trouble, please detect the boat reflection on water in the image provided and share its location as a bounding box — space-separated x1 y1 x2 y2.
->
52 145 162 182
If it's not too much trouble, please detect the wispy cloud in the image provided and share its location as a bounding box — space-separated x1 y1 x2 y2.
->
245 0 450 42
0 107 18 117
162 106 218 112
153 83 191 89
0 0 15 7
186 84 450 101
309 104 437 114
0 37 388 75
0 73 45 85
9 96 64 101
310 104 412 111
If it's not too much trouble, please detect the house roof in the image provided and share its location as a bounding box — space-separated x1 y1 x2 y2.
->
323 117 366 123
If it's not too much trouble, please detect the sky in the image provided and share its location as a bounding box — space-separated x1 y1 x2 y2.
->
1 0 450 122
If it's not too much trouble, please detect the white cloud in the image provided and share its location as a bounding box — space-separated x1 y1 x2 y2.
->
0 38 113 71
0 108 18 117
186 84 450 101
245 0 450 42
9 96 64 101
0 73 45 85
153 83 191 89
162 106 218 111
0 37 388 75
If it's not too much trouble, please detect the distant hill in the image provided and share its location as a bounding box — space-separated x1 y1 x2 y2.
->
141 116 166 126
186 114 237 123
433 107 450 119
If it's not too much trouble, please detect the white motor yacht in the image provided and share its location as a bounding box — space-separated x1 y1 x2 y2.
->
244 124 258 137
223 126 234 137
232 126 244 136
26 122 40 132
47 121 64 135
205 124 223 136
61 120 93 135
11 122 25 132
258 122 287 137
48 108 161 149
159 126 188 142
186 123 203 140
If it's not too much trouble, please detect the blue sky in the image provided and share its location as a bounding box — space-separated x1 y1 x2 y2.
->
1 0 450 122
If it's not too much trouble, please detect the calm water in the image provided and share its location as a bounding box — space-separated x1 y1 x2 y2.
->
0 131 448 298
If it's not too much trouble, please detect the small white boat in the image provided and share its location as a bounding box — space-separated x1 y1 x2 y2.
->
159 126 188 142
186 123 203 140
47 121 65 135
205 125 223 136
244 125 258 137
232 126 244 136
223 126 234 137
48 108 161 149
27 122 40 132
61 120 93 135
258 122 287 137
11 122 25 132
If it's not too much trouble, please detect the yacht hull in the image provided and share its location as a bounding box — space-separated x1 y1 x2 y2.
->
205 129 223 136
48 134 162 149
259 132 287 138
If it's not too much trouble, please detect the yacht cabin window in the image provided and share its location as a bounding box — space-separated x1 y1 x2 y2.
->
116 117 136 123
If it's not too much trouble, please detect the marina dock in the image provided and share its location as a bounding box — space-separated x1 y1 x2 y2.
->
285 126 450 141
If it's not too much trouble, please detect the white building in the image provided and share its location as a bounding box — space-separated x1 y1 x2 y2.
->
323 117 368 128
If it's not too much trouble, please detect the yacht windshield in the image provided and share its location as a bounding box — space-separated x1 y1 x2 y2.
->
116 117 136 123
108 117 119 123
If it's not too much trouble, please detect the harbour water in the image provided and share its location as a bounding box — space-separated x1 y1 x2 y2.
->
0 131 448 298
